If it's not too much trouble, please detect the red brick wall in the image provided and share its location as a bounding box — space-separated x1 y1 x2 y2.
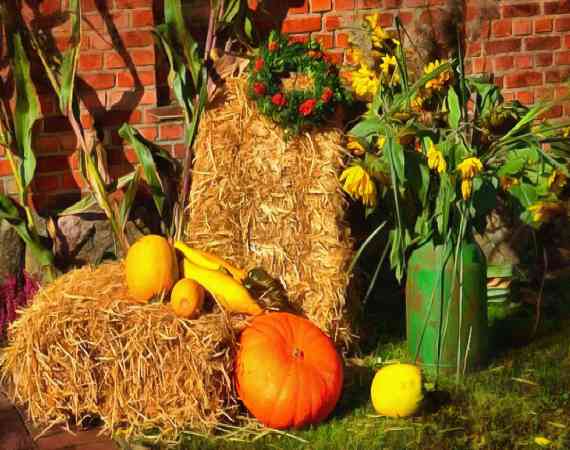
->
465 1 570 119
0 0 569 211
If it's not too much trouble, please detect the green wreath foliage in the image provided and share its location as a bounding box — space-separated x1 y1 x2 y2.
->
247 31 351 135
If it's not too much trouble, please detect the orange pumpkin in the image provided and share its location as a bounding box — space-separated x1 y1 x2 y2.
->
235 312 343 429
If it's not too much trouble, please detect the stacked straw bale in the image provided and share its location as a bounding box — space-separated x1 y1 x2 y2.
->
0 263 243 438
186 78 357 348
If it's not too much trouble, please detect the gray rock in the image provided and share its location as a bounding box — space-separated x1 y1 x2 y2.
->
475 210 523 266
0 220 25 283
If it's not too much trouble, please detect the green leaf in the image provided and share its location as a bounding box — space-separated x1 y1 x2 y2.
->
447 87 461 129
349 118 383 139
0 194 53 267
386 137 405 185
471 177 497 219
348 220 388 274
498 101 554 143
10 32 41 194
119 167 141 231
58 0 81 115
118 124 168 217
243 15 254 41
221 0 241 24
405 150 430 207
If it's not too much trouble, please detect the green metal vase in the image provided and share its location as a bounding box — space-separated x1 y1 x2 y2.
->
405 239 488 376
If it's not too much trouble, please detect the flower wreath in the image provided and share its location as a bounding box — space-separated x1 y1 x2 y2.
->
247 31 350 135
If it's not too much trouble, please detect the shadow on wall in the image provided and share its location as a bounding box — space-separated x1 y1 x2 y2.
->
19 0 145 213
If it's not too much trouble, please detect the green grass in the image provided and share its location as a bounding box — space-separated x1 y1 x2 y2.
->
128 273 570 450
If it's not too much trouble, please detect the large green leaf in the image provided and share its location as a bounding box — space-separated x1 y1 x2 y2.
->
349 118 384 140
0 194 53 267
447 87 461 129
119 167 141 231
58 0 81 116
10 32 41 194
118 124 168 217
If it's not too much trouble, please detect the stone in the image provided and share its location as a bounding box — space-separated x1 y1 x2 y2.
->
0 220 25 283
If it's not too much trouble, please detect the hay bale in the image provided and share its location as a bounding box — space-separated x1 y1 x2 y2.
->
0 263 243 438
187 78 357 348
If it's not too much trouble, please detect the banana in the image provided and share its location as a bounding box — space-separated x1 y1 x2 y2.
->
182 259 263 315
174 241 247 281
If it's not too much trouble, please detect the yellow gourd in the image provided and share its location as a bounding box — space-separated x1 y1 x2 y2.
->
174 241 246 281
182 260 262 315
125 235 178 303
170 279 204 319
370 363 423 418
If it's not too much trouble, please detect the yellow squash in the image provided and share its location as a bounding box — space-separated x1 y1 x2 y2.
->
170 278 205 319
183 259 262 315
174 241 246 281
370 363 423 418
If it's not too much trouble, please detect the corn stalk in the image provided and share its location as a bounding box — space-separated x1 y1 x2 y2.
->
0 6 55 281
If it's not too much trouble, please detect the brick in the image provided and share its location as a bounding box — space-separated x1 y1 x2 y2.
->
335 0 355 10
335 31 350 48
132 9 153 27
137 126 158 141
555 17 570 32
114 0 152 8
504 71 543 89
325 50 343 65
34 175 60 191
89 35 113 50
324 15 341 31
384 0 403 8
78 53 103 71
120 30 154 47
502 3 540 18
311 0 331 12
172 143 186 158
515 90 534 104
544 2 570 14
535 53 553 67
43 116 72 133
515 54 533 69
37 0 61 15
81 73 115 90
159 123 184 141
130 48 155 67
104 52 127 69
139 89 157 105
97 110 142 127
313 33 333 49
484 39 521 55
512 19 531 35
61 172 84 190
534 17 553 33
288 34 310 44
555 51 570 65
492 19 512 37
535 87 555 100
545 70 562 83
117 70 155 87
80 114 94 129
83 0 98 13
282 16 322 33
555 86 570 99
34 135 60 154
540 104 563 119
399 11 413 25
525 36 561 51
565 35 570 49
288 0 308 14
494 55 514 71
467 42 481 57
471 57 493 73
379 12 394 27
37 155 68 173
0 159 11 177
357 0 382 7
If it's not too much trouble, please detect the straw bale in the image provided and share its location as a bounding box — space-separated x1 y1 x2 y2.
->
0 263 243 438
186 78 357 348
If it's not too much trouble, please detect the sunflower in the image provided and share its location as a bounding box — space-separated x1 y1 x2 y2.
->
528 201 566 223
461 179 473 200
380 55 400 87
347 137 366 156
427 142 447 174
457 157 483 179
351 65 380 97
499 176 519 191
339 165 378 207
423 59 452 91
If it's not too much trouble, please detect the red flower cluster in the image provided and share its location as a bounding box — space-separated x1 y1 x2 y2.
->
255 58 264 72
268 41 279 52
299 98 317 117
253 82 266 96
321 87 333 103
272 92 287 107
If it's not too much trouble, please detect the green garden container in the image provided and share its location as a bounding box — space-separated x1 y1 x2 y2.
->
405 239 488 376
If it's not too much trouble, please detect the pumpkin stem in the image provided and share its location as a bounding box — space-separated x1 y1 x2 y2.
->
292 348 304 359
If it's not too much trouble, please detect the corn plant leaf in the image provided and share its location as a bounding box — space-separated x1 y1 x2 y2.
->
58 0 81 115
59 171 136 216
0 194 54 266
163 0 202 89
9 31 40 193
221 0 241 25
118 124 168 217
447 87 461 129
119 166 141 232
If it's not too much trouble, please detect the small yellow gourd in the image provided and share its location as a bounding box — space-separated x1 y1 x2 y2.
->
174 241 247 281
170 279 204 319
